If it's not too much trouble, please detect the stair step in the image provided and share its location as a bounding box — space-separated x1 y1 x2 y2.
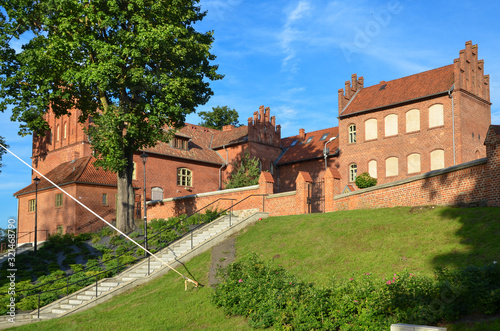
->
100 282 120 287
84 290 103 296
60 304 75 310
52 308 68 314
68 299 83 305
76 294 93 301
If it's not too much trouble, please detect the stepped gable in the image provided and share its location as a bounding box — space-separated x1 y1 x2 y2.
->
278 127 341 176
14 156 116 196
144 124 225 165
339 65 454 117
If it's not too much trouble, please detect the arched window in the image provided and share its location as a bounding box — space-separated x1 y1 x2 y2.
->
368 160 377 178
365 118 377 140
385 157 399 177
349 163 357 182
270 162 274 175
407 153 421 174
57 125 60 142
384 114 398 137
430 149 445 170
429 104 444 128
132 162 137 180
348 124 356 143
406 109 420 132
151 187 164 201
64 122 67 140
177 168 192 187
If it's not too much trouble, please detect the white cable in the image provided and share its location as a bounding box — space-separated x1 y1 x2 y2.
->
0 143 196 284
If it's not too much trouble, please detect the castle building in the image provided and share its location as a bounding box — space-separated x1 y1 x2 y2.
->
13 41 492 243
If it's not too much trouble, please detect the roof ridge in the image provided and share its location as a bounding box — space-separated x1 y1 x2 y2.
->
282 126 338 140
364 64 454 89
75 156 93 181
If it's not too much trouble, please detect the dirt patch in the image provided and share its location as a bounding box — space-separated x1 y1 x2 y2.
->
209 236 236 287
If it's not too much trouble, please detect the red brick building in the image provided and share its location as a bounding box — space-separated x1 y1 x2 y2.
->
336 41 491 192
14 41 493 243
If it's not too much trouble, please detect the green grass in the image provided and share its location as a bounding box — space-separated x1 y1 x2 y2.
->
8 206 500 330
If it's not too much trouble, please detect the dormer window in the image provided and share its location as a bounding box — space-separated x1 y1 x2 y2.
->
171 137 189 150
290 139 298 147
305 136 314 144
319 133 329 141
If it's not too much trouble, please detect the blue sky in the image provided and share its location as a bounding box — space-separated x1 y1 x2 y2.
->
1 0 500 229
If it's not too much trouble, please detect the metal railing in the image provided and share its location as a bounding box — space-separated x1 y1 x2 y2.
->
0 194 268 317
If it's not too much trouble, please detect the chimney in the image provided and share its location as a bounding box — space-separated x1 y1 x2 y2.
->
222 125 235 131
299 129 305 141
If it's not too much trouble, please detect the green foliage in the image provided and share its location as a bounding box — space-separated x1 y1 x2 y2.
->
212 255 500 330
355 171 377 188
99 227 113 237
0 136 7 172
198 105 240 130
225 153 261 189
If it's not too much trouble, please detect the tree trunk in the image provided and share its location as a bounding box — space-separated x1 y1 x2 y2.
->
116 151 136 233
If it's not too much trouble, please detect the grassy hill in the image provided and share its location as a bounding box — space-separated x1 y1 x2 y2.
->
9 206 500 330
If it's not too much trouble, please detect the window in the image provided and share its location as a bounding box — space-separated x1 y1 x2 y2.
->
152 187 164 201
102 193 108 205
365 118 378 140
171 138 188 150
132 162 137 180
64 122 67 140
57 226 64 235
368 160 377 178
349 164 357 182
406 109 420 132
305 136 314 144
319 133 329 141
429 104 444 128
384 114 398 137
407 153 421 174
348 125 356 143
28 199 36 212
290 139 298 147
177 168 192 187
57 125 60 142
270 162 274 175
430 149 445 170
385 157 399 177
55 193 63 207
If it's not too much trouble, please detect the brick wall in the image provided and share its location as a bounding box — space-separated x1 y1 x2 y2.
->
147 169 315 219
331 135 499 211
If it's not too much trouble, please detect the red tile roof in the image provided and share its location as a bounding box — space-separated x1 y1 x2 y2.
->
14 156 117 196
144 124 226 165
278 127 339 165
211 126 249 148
340 65 454 117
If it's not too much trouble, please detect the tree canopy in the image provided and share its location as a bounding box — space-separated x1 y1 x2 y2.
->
0 0 222 232
0 136 7 173
199 105 240 130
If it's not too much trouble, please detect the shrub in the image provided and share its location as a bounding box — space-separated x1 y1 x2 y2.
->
355 172 377 188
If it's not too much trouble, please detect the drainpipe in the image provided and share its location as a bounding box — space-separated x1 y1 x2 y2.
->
219 145 228 190
448 85 456 165
324 136 337 170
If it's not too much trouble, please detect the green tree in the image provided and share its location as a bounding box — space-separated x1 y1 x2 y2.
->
199 105 240 130
355 172 377 189
225 153 260 189
0 136 7 173
0 1 222 232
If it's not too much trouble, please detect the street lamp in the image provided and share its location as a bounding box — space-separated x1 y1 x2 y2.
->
324 136 337 170
140 152 148 257
33 176 41 253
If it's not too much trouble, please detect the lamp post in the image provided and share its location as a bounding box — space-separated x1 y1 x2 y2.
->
324 136 337 170
33 176 40 253
140 152 148 257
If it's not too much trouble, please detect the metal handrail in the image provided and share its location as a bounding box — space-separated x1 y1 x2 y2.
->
1 193 267 315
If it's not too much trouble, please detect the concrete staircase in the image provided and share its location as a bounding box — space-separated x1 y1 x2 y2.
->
0 211 267 328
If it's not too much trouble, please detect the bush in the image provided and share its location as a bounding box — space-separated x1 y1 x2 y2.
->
212 256 500 330
355 172 377 188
